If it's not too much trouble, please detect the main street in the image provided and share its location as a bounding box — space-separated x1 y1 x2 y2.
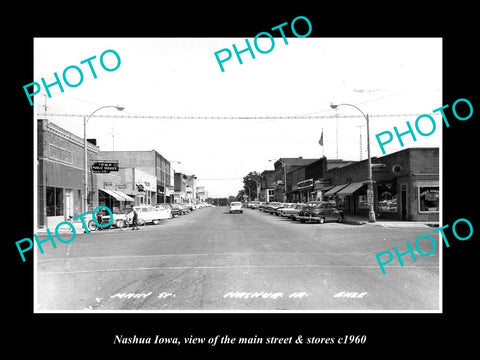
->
36 206 439 311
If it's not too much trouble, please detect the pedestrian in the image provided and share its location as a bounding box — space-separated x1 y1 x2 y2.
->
132 208 140 230
96 208 104 231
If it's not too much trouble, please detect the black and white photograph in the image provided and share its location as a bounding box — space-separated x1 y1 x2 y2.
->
32 37 442 312
7 6 478 356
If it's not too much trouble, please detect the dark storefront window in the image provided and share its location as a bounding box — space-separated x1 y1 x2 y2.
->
378 182 398 212
419 186 439 212
46 186 64 216
357 187 370 210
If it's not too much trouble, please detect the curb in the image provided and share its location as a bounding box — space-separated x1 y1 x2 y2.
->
342 219 439 228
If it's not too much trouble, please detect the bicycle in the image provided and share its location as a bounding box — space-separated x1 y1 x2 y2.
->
123 217 146 230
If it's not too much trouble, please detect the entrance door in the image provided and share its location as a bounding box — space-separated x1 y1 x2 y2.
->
401 184 407 220
65 189 74 220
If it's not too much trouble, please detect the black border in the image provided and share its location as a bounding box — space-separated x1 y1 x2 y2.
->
7 4 478 356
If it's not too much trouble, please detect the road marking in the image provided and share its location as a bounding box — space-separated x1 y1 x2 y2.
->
37 264 439 275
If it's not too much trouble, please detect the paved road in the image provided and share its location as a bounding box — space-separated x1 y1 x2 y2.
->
36 207 439 311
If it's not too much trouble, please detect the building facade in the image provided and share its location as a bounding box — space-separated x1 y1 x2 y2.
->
98 150 172 204
260 170 275 202
323 147 439 221
37 119 99 229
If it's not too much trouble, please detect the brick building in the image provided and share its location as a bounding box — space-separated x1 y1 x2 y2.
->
259 170 275 202
37 119 99 229
324 147 439 221
98 150 172 204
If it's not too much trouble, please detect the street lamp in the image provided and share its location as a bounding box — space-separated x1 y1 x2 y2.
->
269 159 287 202
330 103 376 222
84 105 124 212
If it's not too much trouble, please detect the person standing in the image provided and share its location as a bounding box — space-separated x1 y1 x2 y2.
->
132 208 140 230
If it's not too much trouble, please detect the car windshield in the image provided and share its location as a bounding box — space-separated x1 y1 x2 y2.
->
120 208 133 214
231 202 241 206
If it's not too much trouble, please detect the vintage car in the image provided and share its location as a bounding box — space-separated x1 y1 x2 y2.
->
274 203 295 216
124 205 166 225
229 201 243 214
278 203 305 220
297 201 344 224
263 202 282 214
164 204 183 217
153 204 173 219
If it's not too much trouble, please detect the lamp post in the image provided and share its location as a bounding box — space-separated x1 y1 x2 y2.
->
330 103 375 222
84 105 124 213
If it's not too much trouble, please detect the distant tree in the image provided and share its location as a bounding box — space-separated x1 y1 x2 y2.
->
243 171 262 200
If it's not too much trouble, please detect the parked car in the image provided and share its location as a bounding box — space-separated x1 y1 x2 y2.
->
124 205 165 225
179 204 192 214
297 201 344 224
229 201 243 214
277 203 300 217
279 203 305 220
274 203 295 216
165 204 182 217
84 207 129 230
153 204 172 219
247 201 260 209
264 202 282 214
258 202 267 212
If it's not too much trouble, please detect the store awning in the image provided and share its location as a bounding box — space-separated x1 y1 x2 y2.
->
100 189 135 202
112 190 135 202
337 182 365 196
100 188 124 201
324 184 348 196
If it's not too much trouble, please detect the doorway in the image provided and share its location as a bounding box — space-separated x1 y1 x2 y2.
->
401 184 407 220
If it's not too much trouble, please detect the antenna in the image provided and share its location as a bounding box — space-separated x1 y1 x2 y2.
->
355 125 366 160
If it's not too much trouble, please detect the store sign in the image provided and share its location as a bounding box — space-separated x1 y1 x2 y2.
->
298 178 313 190
92 161 119 173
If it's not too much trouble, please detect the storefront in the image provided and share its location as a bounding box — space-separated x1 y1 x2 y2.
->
37 119 99 229
323 147 439 222
98 188 134 213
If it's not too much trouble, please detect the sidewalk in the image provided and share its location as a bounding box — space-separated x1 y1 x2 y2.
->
342 215 439 228
37 221 87 234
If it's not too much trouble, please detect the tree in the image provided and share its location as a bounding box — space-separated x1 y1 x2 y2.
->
243 171 262 200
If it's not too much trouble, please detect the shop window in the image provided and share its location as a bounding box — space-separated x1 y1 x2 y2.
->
46 186 64 216
378 182 398 212
419 186 439 212
357 187 370 210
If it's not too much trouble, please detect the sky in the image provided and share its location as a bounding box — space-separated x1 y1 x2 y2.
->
33 37 442 197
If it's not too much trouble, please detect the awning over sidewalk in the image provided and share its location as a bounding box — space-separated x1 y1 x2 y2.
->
100 189 134 202
113 190 135 202
337 182 365 196
324 184 348 196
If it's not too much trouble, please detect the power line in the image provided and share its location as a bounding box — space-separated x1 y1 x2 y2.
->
37 112 438 120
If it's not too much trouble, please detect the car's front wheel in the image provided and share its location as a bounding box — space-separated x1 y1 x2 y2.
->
152 219 160 225
319 217 326 224
116 219 125 228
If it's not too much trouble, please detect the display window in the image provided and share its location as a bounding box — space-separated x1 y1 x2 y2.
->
418 186 439 212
